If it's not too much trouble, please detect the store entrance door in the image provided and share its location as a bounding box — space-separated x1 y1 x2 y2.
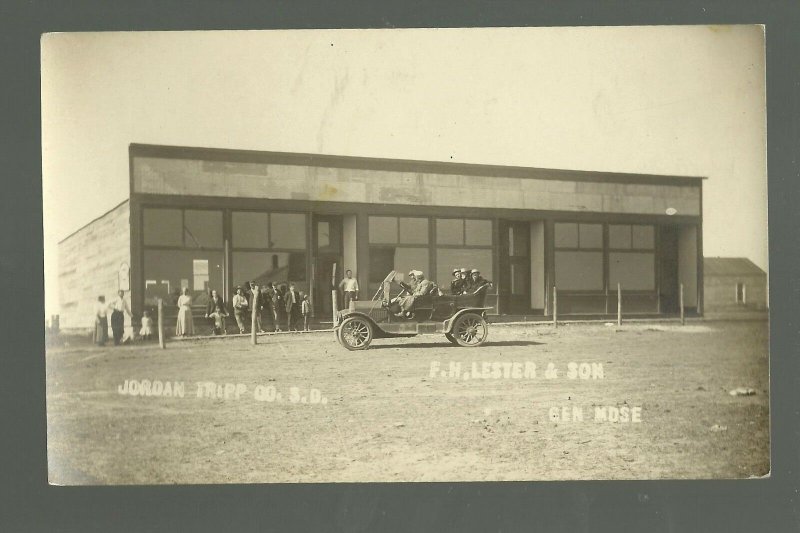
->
313 215 343 317
499 220 531 314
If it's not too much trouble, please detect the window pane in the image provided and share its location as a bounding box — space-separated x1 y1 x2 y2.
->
394 247 430 280
609 252 655 290
369 216 398 244
609 224 632 249
554 223 578 248
435 248 493 289
269 213 306 249
143 249 224 308
579 224 603 249
369 247 431 293
316 220 341 253
318 221 330 249
233 251 308 293
184 210 223 248
511 225 528 257
143 208 183 246
554 251 603 290
399 217 429 244
369 248 396 282
436 218 464 245
232 212 269 248
632 225 654 249
465 219 492 246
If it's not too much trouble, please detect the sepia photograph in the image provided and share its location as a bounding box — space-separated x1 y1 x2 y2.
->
42 25 768 484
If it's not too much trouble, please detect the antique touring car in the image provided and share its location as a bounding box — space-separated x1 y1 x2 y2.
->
334 271 492 350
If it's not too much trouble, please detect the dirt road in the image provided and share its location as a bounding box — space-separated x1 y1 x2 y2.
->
46 320 769 484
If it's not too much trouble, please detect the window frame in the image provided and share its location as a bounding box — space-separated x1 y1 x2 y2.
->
231 209 308 252
143 207 225 251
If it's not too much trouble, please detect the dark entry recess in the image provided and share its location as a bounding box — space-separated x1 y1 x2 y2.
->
313 215 343 316
499 220 531 314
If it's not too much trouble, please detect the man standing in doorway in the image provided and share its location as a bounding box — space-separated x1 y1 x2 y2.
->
339 269 360 310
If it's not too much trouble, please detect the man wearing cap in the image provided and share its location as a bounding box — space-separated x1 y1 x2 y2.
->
450 268 466 295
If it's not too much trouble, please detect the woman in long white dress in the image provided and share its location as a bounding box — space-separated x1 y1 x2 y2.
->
175 287 194 336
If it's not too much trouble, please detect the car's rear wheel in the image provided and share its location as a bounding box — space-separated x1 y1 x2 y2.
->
338 316 374 350
451 312 488 347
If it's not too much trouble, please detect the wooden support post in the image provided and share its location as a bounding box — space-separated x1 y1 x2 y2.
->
680 283 685 325
552 286 558 328
157 298 165 349
251 285 258 345
617 283 622 327
331 263 339 327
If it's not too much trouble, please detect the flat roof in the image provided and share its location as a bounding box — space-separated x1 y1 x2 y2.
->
130 143 707 187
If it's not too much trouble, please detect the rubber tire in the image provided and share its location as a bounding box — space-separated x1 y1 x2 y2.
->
445 333 459 345
338 316 374 350
451 312 488 347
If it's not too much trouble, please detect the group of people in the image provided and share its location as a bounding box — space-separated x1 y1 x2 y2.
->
92 267 489 344
93 290 153 346
206 281 311 336
450 267 490 296
388 267 491 318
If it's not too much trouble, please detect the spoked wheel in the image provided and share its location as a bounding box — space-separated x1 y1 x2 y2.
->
445 333 459 345
338 316 374 350
451 312 488 347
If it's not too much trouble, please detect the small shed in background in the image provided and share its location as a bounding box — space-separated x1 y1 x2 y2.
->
704 257 767 314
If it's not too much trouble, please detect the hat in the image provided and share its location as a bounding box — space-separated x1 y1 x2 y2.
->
459 268 467 273
452 268 459 274
471 269 480 273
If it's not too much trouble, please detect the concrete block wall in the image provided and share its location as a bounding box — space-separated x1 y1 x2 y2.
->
134 156 701 217
58 201 132 331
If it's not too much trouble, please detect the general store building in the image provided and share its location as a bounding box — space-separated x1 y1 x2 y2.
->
58 144 705 330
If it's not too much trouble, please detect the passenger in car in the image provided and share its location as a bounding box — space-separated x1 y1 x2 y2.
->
450 268 465 295
465 269 491 293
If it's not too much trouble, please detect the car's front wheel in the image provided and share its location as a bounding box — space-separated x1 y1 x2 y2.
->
450 312 488 347
338 316 374 350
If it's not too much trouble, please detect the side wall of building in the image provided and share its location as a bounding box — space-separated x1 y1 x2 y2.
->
705 274 768 311
58 201 132 330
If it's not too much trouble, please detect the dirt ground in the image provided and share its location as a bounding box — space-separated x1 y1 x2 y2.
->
46 319 769 484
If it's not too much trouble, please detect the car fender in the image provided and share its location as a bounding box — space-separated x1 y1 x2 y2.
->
443 307 493 334
336 311 386 338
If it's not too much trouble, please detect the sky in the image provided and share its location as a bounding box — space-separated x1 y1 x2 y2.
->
41 26 767 316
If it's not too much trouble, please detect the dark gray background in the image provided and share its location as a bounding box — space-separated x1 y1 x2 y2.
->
2 1 798 531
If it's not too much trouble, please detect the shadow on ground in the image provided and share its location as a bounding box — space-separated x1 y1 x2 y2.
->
368 340 545 350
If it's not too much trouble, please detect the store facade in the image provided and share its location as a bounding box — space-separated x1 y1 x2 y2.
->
58 143 704 329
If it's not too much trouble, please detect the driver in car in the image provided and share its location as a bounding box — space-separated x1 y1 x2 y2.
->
391 270 436 317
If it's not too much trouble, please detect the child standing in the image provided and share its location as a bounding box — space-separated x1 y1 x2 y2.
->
301 294 311 331
139 310 153 341
210 305 228 335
